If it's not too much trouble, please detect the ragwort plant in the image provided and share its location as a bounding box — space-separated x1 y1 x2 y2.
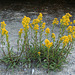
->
0 13 75 71
0 21 18 69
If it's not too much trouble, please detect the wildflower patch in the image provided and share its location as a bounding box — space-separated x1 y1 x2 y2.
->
0 13 75 72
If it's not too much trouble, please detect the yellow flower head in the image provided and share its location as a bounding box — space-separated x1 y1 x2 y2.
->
42 43 44 46
68 34 72 42
60 13 72 26
66 13 72 17
66 26 73 33
70 22 72 25
38 52 41 56
33 24 39 30
19 28 23 34
45 39 53 48
45 28 50 34
73 20 75 24
2 28 7 36
29 24 33 29
63 36 69 46
18 28 23 38
1 21 6 29
5 30 8 35
52 18 59 25
22 16 30 30
72 26 75 31
73 34 75 38
52 33 56 39
59 35 69 45
60 19 63 23
72 31 75 38
41 22 46 29
32 19 40 25
38 13 43 21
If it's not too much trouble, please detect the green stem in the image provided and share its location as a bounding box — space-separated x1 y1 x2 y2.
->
7 41 11 58
35 31 37 50
51 24 54 33
39 22 42 49
48 47 50 70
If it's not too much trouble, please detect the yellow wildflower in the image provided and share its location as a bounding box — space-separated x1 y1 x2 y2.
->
66 13 72 17
45 39 53 48
41 22 46 29
52 18 59 25
5 30 8 35
38 13 43 21
35 31 38 33
72 31 75 38
70 22 72 25
60 13 72 26
66 26 73 33
73 34 75 38
68 34 72 42
42 43 44 46
22 16 30 30
45 39 50 47
1 21 6 28
52 33 56 39
72 26 75 31
59 35 69 46
38 52 41 56
33 24 39 30
18 28 23 38
60 19 63 23
29 24 33 29
45 28 50 34
32 19 40 25
73 20 75 24
2 28 6 36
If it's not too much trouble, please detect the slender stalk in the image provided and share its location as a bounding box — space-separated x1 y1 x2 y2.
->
66 43 72 58
48 48 50 71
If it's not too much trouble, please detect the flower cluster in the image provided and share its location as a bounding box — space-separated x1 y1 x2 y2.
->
1 21 6 29
59 35 69 46
45 39 53 48
52 18 59 25
72 31 75 38
33 24 39 30
45 28 50 34
51 33 56 41
60 13 72 26
22 16 30 29
38 52 41 56
66 26 75 33
72 26 75 31
18 28 23 38
32 19 40 25
41 22 46 29
66 26 75 40
68 34 72 42
1 21 8 42
66 26 73 33
73 20 75 24
51 33 56 39
37 13 43 21
29 24 33 29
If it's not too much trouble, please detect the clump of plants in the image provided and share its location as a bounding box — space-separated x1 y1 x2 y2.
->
0 13 75 71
